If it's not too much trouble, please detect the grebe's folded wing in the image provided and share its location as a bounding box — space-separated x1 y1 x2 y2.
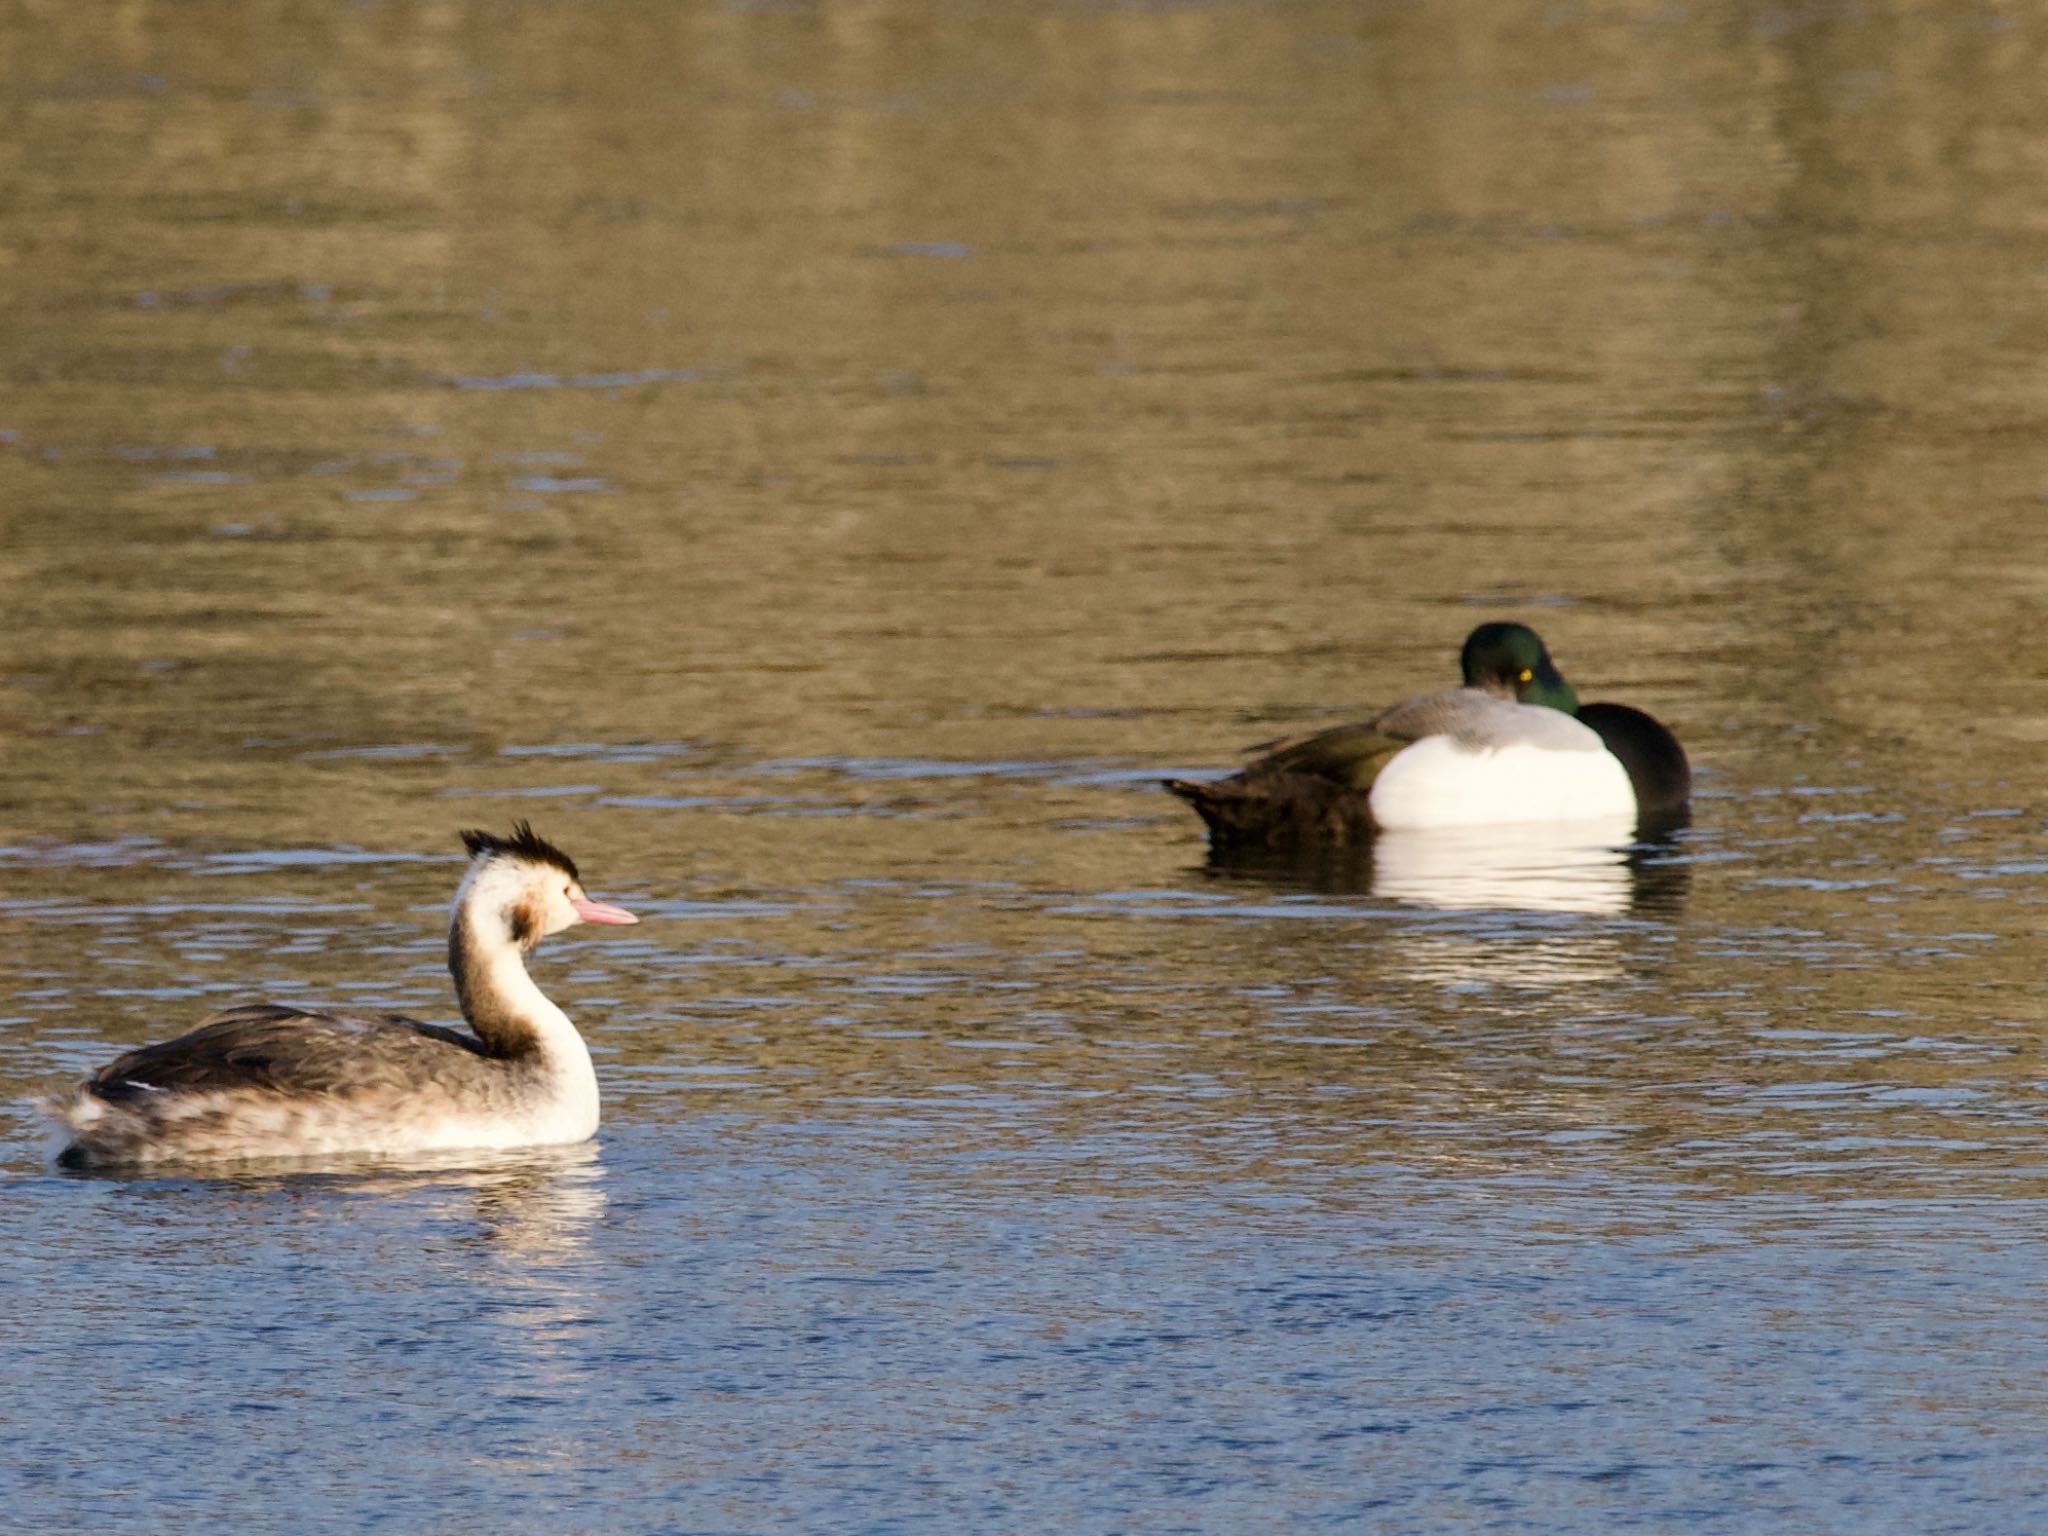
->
82 1005 484 1101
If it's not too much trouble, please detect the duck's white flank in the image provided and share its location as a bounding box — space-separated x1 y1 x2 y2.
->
1368 723 1636 831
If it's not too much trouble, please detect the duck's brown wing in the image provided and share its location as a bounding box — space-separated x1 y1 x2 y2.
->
82 1004 486 1104
1242 719 1408 789
1163 704 1418 848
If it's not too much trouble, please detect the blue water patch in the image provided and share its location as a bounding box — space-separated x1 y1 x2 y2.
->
754 755 1097 782
501 741 702 763
874 240 973 258
303 743 468 761
448 367 704 391
510 475 615 493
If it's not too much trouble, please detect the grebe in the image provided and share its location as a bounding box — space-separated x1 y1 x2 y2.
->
51 823 638 1168
1165 622 1690 848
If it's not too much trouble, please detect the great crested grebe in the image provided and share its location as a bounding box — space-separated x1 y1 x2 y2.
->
1165 622 1690 848
50 824 638 1168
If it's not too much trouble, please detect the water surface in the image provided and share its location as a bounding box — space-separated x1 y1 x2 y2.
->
6 2 2048 1530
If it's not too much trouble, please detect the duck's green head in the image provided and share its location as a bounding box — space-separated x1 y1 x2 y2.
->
1459 622 1580 714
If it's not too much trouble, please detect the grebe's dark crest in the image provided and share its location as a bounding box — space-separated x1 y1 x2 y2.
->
460 820 580 881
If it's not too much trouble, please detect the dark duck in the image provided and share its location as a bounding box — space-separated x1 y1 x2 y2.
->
1164 622 1689 849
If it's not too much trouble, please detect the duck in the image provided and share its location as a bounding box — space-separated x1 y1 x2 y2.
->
1164 622 1689 848
49 823 638 1168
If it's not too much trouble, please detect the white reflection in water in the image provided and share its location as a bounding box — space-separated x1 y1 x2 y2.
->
446 1149 612 1424
1368 817 1655 989
459 1144 608 1267
1370 816 1642 916
279 1147 607 1272
273 1148 611 1407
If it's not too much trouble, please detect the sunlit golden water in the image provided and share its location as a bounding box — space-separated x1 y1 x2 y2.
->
6 2 2048 1529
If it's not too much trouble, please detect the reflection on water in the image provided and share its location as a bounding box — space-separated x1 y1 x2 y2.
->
1210 815 1677 917
1376 821 1634 915
1193 820 1696 986
8 0 2048 1530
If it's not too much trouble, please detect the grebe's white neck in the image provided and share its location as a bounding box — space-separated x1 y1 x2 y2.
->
447 855 588 1064
444 851 603 1143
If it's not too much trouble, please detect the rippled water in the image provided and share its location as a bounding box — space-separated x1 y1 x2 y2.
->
7 2 2048 1530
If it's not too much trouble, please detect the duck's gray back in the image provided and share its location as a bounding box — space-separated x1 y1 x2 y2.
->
1376 688 1602 753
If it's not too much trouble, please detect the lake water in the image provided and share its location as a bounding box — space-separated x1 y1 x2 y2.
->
7 2 2048 1530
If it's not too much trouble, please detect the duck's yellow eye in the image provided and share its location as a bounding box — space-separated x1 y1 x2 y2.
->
1517 667 1534 684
